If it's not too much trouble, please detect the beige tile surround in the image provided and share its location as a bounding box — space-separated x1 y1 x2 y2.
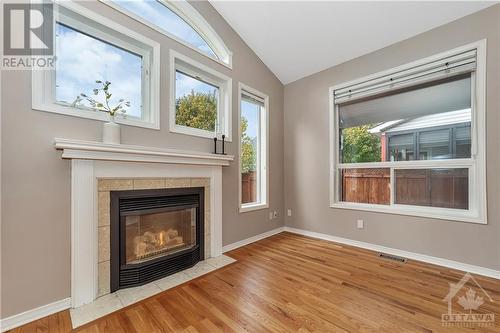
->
97 177 211 297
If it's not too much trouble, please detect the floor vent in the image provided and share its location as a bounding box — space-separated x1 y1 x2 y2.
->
378 252 407 263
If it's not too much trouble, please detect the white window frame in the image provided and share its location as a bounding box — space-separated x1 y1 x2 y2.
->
100 0 233 69
238 82 269 213
32 0 161 130
169 50 232 141
329 40 487 224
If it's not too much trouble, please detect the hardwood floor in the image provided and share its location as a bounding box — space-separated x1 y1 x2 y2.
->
8 232 500 332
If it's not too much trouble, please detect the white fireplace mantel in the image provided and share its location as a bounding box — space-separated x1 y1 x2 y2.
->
54 138 234 166
55 138 233 308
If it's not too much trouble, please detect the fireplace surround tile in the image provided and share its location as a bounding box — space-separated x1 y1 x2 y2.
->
165 178 191 188
98 226 110 263
190 178 210 188
98 192 110 227
98 179 133 191
97 261 110 296
133 178 166 190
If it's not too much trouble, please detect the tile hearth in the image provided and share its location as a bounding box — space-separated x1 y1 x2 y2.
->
70 255 236 328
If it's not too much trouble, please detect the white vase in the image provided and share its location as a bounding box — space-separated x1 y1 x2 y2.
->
102 118 121 144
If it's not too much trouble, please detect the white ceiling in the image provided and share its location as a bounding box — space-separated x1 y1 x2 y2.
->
210 1 496 84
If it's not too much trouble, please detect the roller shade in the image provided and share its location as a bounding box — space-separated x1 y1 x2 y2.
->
389 133 413 146
242 90 265 106
339 75 471 129
419 129 450 144
455 126 471 140
334 49 476 104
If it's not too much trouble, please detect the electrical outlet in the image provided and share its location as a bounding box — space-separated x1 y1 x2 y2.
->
287 209 292 217
269 212 273 220
357 219 364 229
273 211 278 218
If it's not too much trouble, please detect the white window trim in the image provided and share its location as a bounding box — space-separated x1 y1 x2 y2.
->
32 0 161 130
329 40 487 224
100 0 233 69
169 50 232 141
238 82 269 213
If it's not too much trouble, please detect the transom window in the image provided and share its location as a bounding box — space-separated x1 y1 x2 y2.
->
239 83 269 212
105 0 232 67
32 1 160 129
169 51 232 140
330 41 487 223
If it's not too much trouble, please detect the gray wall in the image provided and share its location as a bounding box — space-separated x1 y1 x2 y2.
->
284 5 500 270
1 0 284 318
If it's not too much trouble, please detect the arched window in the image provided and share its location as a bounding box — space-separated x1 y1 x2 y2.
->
106 0 232 67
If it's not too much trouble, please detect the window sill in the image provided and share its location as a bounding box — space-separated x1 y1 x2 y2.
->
169 124 232 142
239 203 268 213
32 103 160 130
330 202 486 224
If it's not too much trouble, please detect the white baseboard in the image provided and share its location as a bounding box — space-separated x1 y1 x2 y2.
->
222 227 285 253
284 226 500 279
0 298 71 332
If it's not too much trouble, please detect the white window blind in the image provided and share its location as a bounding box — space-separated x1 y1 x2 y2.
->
339 76 471 128
419 129 450 144
242 90 265 106
334 50 476 104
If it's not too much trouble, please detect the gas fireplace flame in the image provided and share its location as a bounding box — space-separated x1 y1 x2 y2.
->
133 228 184 261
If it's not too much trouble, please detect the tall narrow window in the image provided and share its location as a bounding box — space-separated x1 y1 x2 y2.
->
330 42 487 223
239 84 268 212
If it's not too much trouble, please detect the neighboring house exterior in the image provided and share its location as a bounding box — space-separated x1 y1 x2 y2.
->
342 109 471 208
369 109 471 161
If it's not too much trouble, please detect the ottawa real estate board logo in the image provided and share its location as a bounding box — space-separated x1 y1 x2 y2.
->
2 2 55 69
442 272 495 328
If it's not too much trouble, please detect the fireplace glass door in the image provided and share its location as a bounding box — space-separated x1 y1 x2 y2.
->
124 207 197 264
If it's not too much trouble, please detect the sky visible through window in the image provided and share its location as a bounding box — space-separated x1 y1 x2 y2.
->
241 100 259 140
55 23 142 118
175 71 217 99
111 0 216 58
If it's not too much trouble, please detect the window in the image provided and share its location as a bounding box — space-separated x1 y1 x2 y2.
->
32 2 160 129
55 23 142 118
239 83 269 212
170 51 232 140
104 0 232 67
330 41 487 223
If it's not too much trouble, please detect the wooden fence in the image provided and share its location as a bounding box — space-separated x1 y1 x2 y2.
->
395 169 468 209
342 169 390 205
341 168 468 209
241 171 257 204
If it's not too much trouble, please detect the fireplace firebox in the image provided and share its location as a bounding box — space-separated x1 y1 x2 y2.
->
110 187 204 292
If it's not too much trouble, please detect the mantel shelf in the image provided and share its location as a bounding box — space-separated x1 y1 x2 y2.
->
54 138 234 166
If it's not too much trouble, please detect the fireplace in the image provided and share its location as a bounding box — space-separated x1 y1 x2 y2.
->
110 187 204 292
